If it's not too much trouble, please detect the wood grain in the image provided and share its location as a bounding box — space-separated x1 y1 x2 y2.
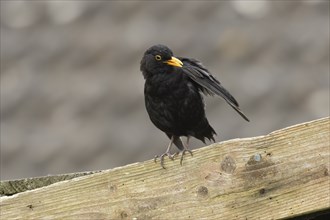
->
1 117 329 219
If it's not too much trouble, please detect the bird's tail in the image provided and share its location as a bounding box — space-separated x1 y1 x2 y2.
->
194 121 217 143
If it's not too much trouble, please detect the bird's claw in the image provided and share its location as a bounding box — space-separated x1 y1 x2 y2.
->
154 147 193 169
180 149 193 166
154 152 179 169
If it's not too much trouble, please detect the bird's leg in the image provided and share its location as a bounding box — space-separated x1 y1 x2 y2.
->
154 136 177 169
180 136 193 166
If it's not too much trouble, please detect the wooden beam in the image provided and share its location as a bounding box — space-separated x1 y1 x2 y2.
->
0 171 101 196
1 117 329 219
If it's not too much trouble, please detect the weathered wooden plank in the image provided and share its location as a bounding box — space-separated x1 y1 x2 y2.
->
0 171 101 196
1 117 329 219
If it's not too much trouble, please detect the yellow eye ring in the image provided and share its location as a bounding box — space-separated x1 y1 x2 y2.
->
155 55 162 61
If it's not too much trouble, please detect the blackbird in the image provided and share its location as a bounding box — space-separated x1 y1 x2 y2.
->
140 44 249 169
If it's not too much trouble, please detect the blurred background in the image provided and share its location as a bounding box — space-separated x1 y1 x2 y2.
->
1 1 329 180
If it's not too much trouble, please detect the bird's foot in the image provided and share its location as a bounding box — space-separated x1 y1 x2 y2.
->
180 149 193 166
154 152 179 169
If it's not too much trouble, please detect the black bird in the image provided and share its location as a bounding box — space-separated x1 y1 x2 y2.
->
140 44 249 168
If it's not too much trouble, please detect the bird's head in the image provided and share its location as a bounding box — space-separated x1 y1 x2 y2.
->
140 44 183 79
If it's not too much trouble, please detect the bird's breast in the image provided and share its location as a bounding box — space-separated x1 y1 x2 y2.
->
145 75 204 114
146 73 195 95
144 74 207 135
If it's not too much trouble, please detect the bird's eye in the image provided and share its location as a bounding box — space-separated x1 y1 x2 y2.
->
155 55 162 61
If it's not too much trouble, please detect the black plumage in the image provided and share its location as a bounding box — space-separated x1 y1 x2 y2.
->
140 44 249 168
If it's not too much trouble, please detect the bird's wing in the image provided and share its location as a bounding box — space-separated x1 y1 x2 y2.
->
179 57 249 122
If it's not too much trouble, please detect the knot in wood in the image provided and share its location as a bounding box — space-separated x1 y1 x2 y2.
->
197 186 209 197
259 188 266 195
247 153 263 166
220 155 236 174
121 211 128 219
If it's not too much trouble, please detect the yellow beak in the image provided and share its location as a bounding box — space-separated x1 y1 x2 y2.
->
164 56 183 68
